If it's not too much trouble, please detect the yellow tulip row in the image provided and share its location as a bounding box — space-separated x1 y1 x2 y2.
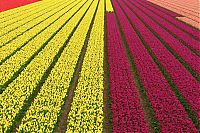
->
0 0 73 45
0 0 82 86
66 0 105 132
0 0 91 132
0 0 68 35
0 0 80 59
17 0 98 131
106 0 114 12
0 0 59 29
0 0 54 23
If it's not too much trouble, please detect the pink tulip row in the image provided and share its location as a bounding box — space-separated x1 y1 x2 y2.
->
107 13 149 133
126 0 200 76
142 1 180 17
113 0 198 132
134 0 200 40
122 0 200 121
131 0 200 53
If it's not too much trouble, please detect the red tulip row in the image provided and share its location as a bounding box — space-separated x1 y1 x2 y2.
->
113 0 198 132
121 0 200 121
107 13 149 133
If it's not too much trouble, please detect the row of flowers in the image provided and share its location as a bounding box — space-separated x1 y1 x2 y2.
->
132 2 200 57
66 0 105 132
0 0 83 91
0 0 89 131
107 13 149 133
126 0 200 120
151 1 199 28
0 0 76 47
135 0 200 40
0 0 68 37
148 0 199 22
17 0 96 132
130 0 200 76
105 0 113 12
0 0 47 20
132 0 200 53
114 0 198 132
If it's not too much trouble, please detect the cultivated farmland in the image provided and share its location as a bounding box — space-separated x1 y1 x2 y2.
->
0 0 199 132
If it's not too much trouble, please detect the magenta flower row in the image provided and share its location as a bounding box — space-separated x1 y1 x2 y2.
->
127 2 200 75
131 0 200 53
123 0 200 121
107 13 149 133
135 0 200 40
113 0 198 132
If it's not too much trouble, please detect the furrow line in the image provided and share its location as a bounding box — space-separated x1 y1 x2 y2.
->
54 1 99 132
66 0 104 131
127 0 200 80
0 0 69 36
132 0 200 54
115 0 198 131
107 12 149 132
15 0 96 132
0 0 79 64
121 0 200 128
103 0 112 132
0 0 82 93
0 0 54 23
0 0 77 47
135 0 200 41
0 0 91 132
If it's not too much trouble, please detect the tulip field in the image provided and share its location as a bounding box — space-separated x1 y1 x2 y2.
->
0 0 199 132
